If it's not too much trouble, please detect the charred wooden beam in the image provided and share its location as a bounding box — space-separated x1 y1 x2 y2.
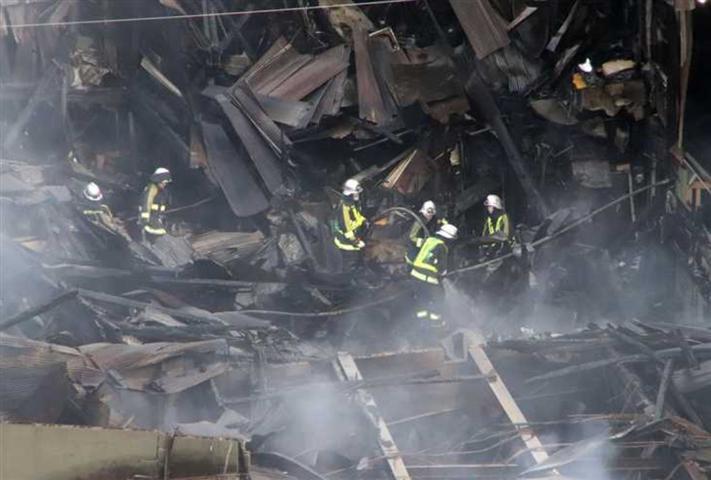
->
526 344 711 384
449 0 510 59
676 329 700 370
465 332 552 466
614 361 655 415
2 66 62 153
76 288 268 329
334 352 412 480
464 71 549 218
608 327 705 426
655 359 675 420
0 290 78 332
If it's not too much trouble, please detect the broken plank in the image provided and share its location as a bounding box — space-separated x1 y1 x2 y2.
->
466 332 551 466
334 352 411 480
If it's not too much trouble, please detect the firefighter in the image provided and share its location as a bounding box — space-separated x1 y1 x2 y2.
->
480 194 510 254
410 223 457 329
80 182 113 222
405 200 446 265
76 181 118 237
332 178 368 271
138 167 171 242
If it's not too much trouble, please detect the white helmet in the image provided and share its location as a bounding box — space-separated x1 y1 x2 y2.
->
83 182 103 202
484 194 503 210
342 178 363 197
151 167 172 183
437 223 458 240
420 200 436 217
578 57 593 73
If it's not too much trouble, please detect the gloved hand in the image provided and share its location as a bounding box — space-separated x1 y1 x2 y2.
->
357 240 366 248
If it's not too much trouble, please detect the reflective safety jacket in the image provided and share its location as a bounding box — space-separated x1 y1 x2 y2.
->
80 200 113 220
332 198 367 251
139 182 169 236
482 210 510 240
410 236 448 285
406 215 445 264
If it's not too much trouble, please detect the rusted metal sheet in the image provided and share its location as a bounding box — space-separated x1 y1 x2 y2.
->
243 37 312 96
353 26 389 126
368 35 400 122
269 44 350 101
449 0 510 59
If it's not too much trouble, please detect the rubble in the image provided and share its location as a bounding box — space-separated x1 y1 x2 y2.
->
1 0 710 479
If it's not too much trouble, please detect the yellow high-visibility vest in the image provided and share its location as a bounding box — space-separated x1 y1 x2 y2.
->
410 237 447 285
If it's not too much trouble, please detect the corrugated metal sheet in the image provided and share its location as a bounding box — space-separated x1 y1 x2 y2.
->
77 339 229 394
78 339 228 370
0 335 80 422
201 120 270 217
243 37 312 96
311 69 348 123
213 91 284 195
354 26 389 126
254 94 315 129
268 44 350 101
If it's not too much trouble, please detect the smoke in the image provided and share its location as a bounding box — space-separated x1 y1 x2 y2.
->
560 420 621 480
